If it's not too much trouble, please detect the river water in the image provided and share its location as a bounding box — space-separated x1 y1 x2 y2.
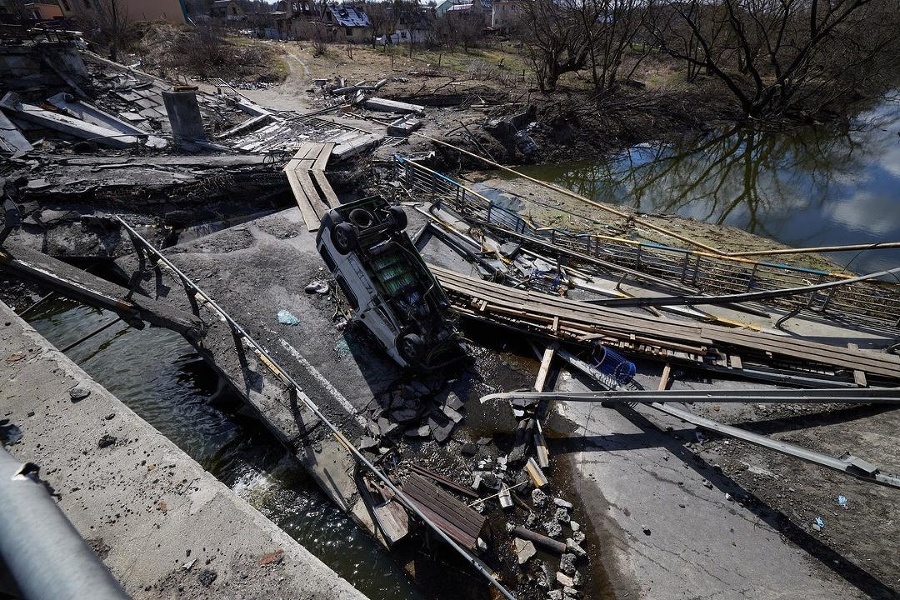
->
522 92 900 275
29 301 423 600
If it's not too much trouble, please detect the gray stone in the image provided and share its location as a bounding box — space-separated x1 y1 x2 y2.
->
358 436 378 450
409 381 431 396
513 538 536 564
547 590 563 600
572 531 585 544
525 512 538 528
559 553 577 576
555 507 571 523
460 442 478 456
390 407 418 423
429 416 455 444
556 571 574 588
405 425 430 437
532 487 548 508
444 390 465 411
565 539 586 557
69 384 90 402
544 520 563 538
377 417 398 436
554 497 573 509
441 404 464 423
570 520 580 532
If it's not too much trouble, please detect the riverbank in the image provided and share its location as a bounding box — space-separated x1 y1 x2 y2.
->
0 299 368 600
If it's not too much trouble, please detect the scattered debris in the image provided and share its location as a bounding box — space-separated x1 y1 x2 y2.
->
276 310 300 326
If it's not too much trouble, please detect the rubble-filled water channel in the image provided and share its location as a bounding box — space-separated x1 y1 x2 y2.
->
28 300 424 600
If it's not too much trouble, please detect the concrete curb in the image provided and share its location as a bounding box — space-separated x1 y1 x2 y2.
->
0 300 369 600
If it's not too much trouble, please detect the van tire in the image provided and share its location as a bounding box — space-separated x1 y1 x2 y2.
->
349 208 375 229
398 333 425 363
387 206 408 232
332 222 358 254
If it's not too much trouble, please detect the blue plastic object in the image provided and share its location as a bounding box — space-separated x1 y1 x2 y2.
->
593 346 637 384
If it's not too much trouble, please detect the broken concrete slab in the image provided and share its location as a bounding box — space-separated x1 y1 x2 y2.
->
513 538 537 564
387 115 422 136
427 413 455 444
0 110 32 154
162 88 206 145
441 404 464 423
0 92 139 149
46 92 167 150
363 97 425 115
331 132 383 161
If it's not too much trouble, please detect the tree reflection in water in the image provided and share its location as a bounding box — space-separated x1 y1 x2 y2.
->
525 94 900 273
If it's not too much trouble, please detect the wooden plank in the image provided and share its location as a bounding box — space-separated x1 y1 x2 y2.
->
283 167 320 231
312 141 336 171
311 169 340 209
404 474 485 536
408 464 479 499
848 343 868 387
435 266 900 380
534 343 557 392
730 354 743 369
658 363 672 391
296 169 331 220
401 474 485 550
372 501 409 546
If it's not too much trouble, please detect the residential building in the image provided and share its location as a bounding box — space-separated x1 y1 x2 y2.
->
25 2 64 20
490 0 521 32
288 2 371 44
210 0 243 20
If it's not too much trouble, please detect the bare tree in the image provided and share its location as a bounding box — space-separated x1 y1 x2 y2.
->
579 0 648 95
648 0 899 118
520 0 592 92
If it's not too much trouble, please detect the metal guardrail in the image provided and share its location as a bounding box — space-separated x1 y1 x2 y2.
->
395 157 900 329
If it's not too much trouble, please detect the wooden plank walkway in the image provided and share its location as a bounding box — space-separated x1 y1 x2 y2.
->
431 265 900 383
401 473 486 551
283 142 337 231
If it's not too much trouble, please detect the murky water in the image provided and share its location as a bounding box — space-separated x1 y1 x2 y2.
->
29 301 423 600
522 93 900 275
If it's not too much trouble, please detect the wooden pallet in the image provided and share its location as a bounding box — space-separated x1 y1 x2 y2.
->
401 473 486 551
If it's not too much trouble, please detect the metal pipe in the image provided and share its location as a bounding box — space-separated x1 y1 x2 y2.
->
115 217 518 600
565 264 900 309
646 402 900 489
0 446 131 600
481 388 900 404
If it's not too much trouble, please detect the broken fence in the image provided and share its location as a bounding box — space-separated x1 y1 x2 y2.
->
394 156 900 329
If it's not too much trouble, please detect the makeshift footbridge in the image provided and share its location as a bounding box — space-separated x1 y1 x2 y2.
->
431 265 900 388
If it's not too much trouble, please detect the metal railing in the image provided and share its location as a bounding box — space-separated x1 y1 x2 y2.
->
115 216 518 600
395 156 900 328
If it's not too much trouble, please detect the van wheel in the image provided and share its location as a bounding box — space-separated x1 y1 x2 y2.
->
332 222 358 254
398 333 425 363
387 206 408 232
349 208 375 229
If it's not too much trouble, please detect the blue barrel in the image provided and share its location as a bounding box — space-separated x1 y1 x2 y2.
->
594 346 636 384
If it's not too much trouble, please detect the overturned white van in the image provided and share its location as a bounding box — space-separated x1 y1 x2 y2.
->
316 196 464 370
